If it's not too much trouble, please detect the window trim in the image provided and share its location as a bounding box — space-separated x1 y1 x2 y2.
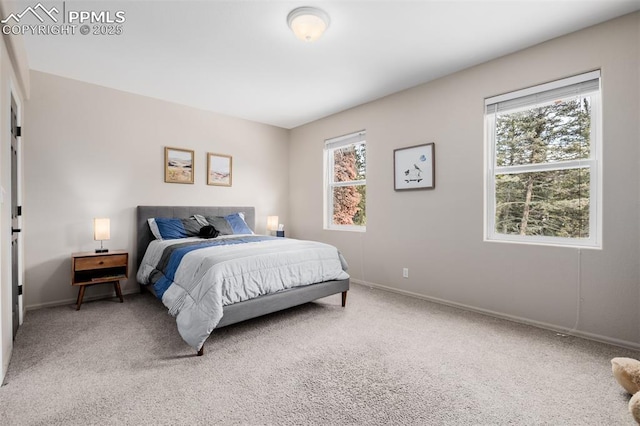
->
484 71 602 249
324 130 367 232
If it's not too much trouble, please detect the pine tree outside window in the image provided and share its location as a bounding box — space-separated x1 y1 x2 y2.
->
485 71 601 248
324 131 366 231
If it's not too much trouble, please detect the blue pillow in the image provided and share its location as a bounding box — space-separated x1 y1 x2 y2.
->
148 217 202 240
154 218 186 239
224 213 253 235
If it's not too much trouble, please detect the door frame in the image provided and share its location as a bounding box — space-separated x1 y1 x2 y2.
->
9 82 23 329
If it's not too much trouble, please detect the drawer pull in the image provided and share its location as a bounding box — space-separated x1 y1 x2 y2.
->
98 261 104 265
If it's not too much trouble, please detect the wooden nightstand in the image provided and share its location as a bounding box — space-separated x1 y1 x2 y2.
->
71 250 128 310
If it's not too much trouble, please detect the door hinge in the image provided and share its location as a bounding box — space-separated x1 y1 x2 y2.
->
17 206 21 216
18 285 22 295
16 126 21 137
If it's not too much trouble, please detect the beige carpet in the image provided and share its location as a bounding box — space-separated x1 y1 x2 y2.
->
1 283 638 425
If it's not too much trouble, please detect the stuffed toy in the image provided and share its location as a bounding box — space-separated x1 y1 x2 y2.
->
631 393 640 425
611 357 640 424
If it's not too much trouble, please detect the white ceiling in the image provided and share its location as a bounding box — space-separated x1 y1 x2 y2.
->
17 0 640 129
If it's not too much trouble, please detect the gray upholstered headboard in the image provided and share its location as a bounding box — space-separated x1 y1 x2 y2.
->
136 206 255 266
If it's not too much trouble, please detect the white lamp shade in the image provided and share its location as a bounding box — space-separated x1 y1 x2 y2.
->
287 7 330 42
267 216 279 231
94 218 111 241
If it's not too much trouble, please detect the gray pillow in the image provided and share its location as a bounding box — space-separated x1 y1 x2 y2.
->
204 216 234 236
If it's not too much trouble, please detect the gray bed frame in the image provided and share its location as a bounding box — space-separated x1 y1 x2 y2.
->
136 206 349 356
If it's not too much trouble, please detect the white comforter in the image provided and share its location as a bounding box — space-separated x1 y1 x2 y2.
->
137 235 349 350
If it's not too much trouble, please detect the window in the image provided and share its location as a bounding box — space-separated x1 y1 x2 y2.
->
485 71 601 248
324 131 366 231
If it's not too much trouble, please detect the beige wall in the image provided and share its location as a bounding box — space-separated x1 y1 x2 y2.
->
289 13 640 348
24 71 289 309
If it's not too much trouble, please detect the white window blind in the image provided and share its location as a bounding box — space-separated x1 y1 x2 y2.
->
486 70 600 114
325 130 366 150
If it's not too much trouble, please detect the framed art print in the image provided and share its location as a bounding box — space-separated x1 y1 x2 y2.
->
164 147 194 184
394 143 435 191
207 153 232 186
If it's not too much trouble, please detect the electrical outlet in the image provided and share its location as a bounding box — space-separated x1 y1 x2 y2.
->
402 268 409 278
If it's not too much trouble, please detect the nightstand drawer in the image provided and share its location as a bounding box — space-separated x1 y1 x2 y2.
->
75 254 127 271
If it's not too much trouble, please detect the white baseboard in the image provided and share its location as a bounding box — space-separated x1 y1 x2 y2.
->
351 278 640 351
25 288 141 311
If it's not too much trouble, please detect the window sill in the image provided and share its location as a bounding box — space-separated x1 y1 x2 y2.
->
325 225 366 233
484 236 601 250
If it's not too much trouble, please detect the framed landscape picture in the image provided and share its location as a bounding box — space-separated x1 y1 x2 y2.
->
207 153 232 186
165 147 194 184
394 143 435 191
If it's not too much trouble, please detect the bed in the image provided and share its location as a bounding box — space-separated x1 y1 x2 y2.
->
136 205 350 356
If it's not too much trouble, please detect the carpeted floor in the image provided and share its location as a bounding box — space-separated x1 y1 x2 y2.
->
1 283 638 425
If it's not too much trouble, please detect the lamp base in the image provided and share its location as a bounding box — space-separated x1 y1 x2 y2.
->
95 248 109 253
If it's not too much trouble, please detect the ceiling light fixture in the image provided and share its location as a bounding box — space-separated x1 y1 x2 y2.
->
287 6 330 42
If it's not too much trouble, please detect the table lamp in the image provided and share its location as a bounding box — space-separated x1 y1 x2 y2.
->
94 218 110 253
267 216 279 236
